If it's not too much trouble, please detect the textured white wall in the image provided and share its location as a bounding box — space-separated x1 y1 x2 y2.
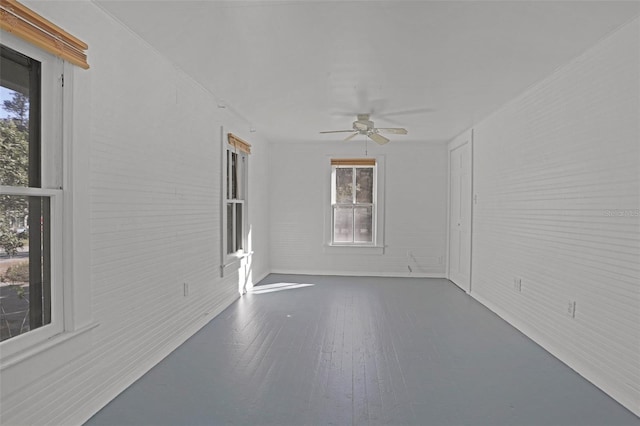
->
269 141 448 277
471 18 639 416
0 2 270 425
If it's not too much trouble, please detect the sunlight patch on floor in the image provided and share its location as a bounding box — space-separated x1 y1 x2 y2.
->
248 282 315 295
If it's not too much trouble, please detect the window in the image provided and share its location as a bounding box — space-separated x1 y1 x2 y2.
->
331 158 377 245
0 43 63 348
226 149 246 254
222 133 250 265
0 0 93 379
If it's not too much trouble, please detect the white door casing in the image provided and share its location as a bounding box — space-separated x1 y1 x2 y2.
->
448 132 472 292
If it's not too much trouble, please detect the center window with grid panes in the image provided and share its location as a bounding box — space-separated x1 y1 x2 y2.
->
331 159 376 244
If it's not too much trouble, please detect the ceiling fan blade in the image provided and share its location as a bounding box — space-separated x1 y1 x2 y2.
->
368 132 390 145
320 130 355 134
343 132 359 142
376 128 408 135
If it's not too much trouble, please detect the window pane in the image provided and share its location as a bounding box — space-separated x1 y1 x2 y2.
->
236 155 244 200
335 168 353 204
356 168 373 203
333 206 353 243
230 152 237 199
0 195 51 342
1 46 39 188
354 206 373 243
235 203 243 252
226 151 230 199
226 203 234 254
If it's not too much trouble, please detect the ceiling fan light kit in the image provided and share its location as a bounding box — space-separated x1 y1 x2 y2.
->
320 113 407 145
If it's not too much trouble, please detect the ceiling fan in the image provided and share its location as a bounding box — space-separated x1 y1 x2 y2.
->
319 114 408 145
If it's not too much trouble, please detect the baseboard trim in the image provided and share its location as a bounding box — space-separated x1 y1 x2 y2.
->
249 270 271 288
470 291 640 418
73 267 276 424
73 291 240 425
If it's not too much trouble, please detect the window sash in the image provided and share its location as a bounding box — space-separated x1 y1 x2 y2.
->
330 164 376 245
0 186 63 355
331 165 375 204
226 150 245 201
222 139 248 262
226 200 244 254
332 204 374 244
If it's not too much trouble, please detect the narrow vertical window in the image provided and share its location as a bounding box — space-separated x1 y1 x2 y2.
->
226 151 245 254
223 133 250 260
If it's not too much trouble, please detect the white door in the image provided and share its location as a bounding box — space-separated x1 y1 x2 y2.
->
448 138 472 292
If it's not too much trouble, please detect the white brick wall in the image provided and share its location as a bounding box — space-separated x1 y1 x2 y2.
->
471 18 640 416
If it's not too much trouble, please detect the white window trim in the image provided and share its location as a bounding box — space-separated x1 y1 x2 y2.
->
0 187 63 356
0 32 95 371
220 127 250 275
323 155 386 255
331 164 377 246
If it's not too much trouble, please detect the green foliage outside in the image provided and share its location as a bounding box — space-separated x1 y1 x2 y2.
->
0 119 28 187
1 92 29 256
0 231 23 257
2 261 29 283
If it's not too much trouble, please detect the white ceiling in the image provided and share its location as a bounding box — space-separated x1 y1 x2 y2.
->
95 0 639 144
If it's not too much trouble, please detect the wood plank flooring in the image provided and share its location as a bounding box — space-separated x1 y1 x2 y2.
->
86 275 640 426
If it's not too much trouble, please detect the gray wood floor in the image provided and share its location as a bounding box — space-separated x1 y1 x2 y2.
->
86 275 639 426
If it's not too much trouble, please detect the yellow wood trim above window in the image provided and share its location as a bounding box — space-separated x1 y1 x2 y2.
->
331 158 376 166
0 0 89 69
228 133 251 154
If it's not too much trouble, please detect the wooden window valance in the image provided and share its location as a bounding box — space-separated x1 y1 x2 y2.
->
228 133 251 154
331 158 376 166
0 0 89 69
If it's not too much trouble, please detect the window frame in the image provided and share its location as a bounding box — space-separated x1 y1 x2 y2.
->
0 31 95 367
331 164 377 246
0 37 64 355
220 130 250 275
225 148 247 256
324 155 385 254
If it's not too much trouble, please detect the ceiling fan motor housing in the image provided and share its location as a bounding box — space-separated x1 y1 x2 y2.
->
354 114 374 132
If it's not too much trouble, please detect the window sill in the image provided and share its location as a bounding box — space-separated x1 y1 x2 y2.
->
221 251 253 276
0 322 99 393
223 250 253 266
324 245 385 255
0 322 99 370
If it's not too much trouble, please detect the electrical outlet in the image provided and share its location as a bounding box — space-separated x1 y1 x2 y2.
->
183 282 189 297
567 300 576 318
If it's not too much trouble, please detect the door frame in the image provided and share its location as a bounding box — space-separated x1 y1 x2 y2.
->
446 129 474 293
